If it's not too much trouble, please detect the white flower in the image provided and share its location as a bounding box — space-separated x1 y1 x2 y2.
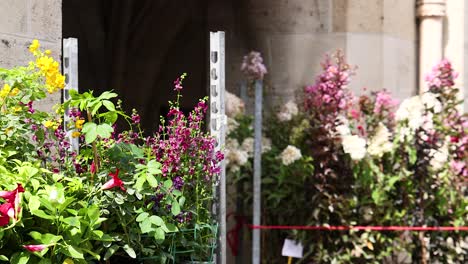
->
279 145 302 166
241 137 272 157
225 138 249 172
395 96 424 129
342 135 367 160
430 140 449 170
227 117 239 134
367 123 393 157
336 124 351 137
421 92 442 113
226 92 245 118
277 101 298 122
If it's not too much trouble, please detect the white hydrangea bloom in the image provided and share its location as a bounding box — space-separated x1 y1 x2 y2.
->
430 139 449 170
342 135 367 160
421 92 442 113
279 145 302 166
367 123 393 157
277 100 299 122
241 137 272 157
226 92 245 118
227 117 239 134
334 115 351 137
395 96 424 129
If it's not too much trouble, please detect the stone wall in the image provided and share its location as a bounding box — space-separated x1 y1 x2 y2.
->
242 0 417 108
0 0 62 111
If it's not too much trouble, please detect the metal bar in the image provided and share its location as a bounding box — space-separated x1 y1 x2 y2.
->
209 31 226 264
252 79 263 264
62 38 79 153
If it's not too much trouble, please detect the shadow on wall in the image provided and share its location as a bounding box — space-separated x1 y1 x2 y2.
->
62 0 209 133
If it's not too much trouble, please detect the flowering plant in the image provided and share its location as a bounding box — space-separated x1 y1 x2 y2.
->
228 51 467 263
0 41 221 263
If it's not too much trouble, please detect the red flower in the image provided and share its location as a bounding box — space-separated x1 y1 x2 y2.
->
23 244 48 252
102 169 126 191
0 184 24 222
0 183 24 204
90 162 96 174
0 203 13 226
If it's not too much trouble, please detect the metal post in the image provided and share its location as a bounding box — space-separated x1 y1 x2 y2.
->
62 38 79 153
252 80 263 264
210 31 226 264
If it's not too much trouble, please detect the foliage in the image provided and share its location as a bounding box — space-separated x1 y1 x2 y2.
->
0 40 221 263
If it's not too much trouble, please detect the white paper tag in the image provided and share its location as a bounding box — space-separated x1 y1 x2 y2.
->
281 239 303 258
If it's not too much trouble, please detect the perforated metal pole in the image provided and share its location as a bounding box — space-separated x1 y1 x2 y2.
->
62 38 79 152
252 80 262 264
210 31 226 264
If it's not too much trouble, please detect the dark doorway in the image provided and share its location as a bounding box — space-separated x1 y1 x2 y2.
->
62 0 209 133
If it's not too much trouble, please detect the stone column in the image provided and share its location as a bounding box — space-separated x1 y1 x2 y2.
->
417 0 446 92
443 0 464 110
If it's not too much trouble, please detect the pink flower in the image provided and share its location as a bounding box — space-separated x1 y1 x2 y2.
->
0 203 14 226
90 162 96 174
240 51 268 80
0 184 24 221
0 183 25 204
374 90 398 114
102 169 126 191
23 244 48 252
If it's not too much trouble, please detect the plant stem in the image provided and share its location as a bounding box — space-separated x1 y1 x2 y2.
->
87 109 99 182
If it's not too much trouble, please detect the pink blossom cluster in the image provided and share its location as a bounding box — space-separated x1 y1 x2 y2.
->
425 59 458 91
240 51 268 81
374 90 399 115
304 52 354 120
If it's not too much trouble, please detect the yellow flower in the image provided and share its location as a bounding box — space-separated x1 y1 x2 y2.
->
71 131 81 138
0 84 11 98
43 120 54 128
75 119 85 129
45 49 52 55
12 106 22 112
63 258 74 264
29 39 40 53
9 88 20 96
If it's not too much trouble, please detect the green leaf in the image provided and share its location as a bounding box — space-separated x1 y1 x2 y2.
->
140 218 153 234
123 244 137 259
146 174 158 188
149 215 164 226
134 174 146 191
136 212 149 222
0 255 8 262
102 100 116 111
66 245 84 259
31 209 55 220
163 223 178 233
99 91 118 100
147 160 162 175
10 252 29 264
178 196 186 207
82 123 97 143
96 124 113 139
91 101 103 116
171 201 181 216
154 227 165 242
62 216 81 227
164 179 173 189
28 196 40 211
104 245 119 261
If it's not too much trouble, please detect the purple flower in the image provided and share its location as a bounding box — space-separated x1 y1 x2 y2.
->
241 51 268 81
131 113 141 124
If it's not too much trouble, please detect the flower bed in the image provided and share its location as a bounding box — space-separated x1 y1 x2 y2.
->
228 51 467 263
0 41 222 263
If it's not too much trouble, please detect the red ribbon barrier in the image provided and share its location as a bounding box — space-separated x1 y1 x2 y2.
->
248 225 468 231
